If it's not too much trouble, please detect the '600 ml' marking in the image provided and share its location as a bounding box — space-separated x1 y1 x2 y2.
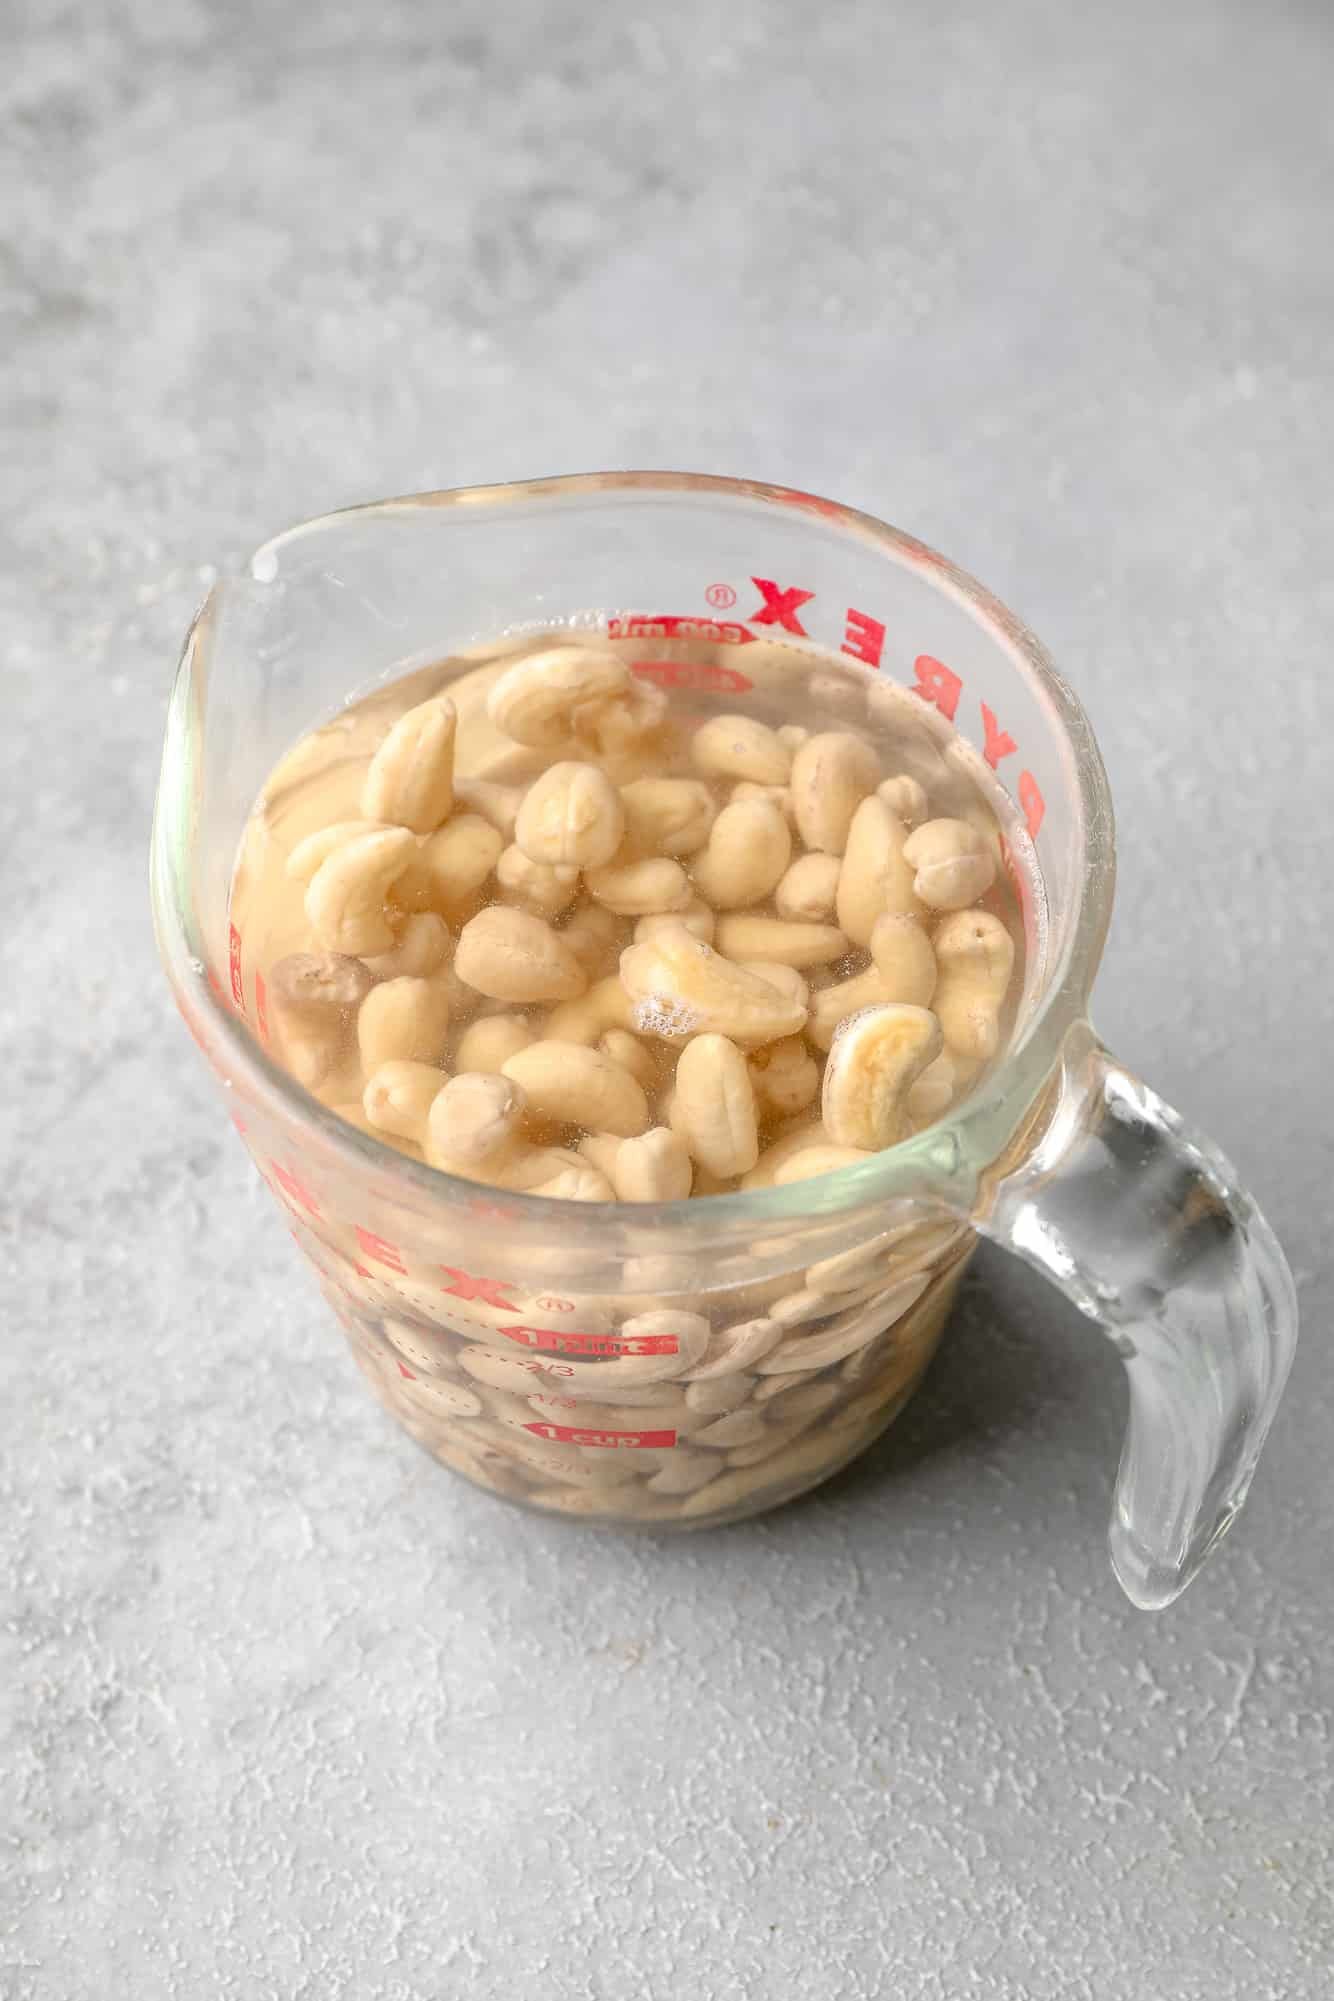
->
502 1324 680 1357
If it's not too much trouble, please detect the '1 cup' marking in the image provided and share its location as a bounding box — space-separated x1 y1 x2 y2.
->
523 1422 676 1449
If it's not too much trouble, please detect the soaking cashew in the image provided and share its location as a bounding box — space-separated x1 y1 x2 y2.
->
902 818 997 910
876 774 929 828
427 1070 527 1169
821 1003 943 1149
453 1013 534 1075
515 760 626 869
560 901 626 974
712 915 848 969
357 974 451 1071
690 797 791 910
286 819 391 884
612 1126 694 1201
907 1052 961 1127
585 853 693 916
598 1027 659 1090
361 695 457 833
305 826 417 955
577 1130 626 1182
362 1060 447 1142
690 713 793 785
496 843 581 917
502 1040 650 1137
772 1145 873 1184
931 908 1015 1061
672 1034 759 1178
807 968 898 1051
774 852 842 923
835 796 920 946
487 646 631 749
634 899 716 945
544 975 634 1045
747 1035 821 1117
364 911 452 980
620 777 716 857
790 731 881 853
741 962 809 1012
454 906 587 1003
729 781 797 827
269 950 374 1029
396 814 505 918
868 911 937 1005
619 925 808 1046
530 1165 617 1201
451 776 524 840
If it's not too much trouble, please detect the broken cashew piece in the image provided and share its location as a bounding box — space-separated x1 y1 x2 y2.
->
515 760 626 869
612 1126 694 1201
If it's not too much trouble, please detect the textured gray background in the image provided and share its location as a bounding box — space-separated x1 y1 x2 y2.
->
3 1 1332 1996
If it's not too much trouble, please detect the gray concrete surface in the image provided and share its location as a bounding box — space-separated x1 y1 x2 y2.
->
3 1 1332 1996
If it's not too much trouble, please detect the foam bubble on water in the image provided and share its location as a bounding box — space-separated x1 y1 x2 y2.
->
631 995 698 1038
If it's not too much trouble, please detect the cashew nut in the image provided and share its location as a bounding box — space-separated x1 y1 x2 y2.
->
612 1126 694 1201
396 814 505 919
790 731 881 853
634 898 716 945
362 1059 447 1142
747 1035 821 1117
620 777 716 857
453 1013 535 1075
774 852 842 923
902 818 996 910
502 1040 650 1137
835 796 920 946
361 695 457 833
930 908 1015 1061
821 1003 943 1149
868 911 937 1005
454 906 587 1003
364 911 452 980
585 852 693 916
712 915 848 969
691 797 792 910
487 646 631 749
496 843 581 917
690 714 793 785
619 925 808 1047
515 760 626 869
671 1034 759 1178
876 774 929 828
305 826 417 955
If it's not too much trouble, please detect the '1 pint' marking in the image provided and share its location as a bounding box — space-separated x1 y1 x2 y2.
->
502 1325 680 1357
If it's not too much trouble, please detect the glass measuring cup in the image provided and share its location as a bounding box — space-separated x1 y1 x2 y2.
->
149 472 1297 1607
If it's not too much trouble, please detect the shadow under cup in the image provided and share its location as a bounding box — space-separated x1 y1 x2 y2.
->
151 473 1296 1606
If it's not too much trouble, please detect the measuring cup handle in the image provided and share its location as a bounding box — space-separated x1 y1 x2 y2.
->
976 1022 1298 1609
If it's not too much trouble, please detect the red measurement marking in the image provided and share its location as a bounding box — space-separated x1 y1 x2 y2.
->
228 924 245 1013
608 613 755 646
355 1226 405 1273
705 581 737 609
535 1295 575 1313
396 1361 416 1380
1018 770 1046 841
980 702 1018 770
750 577 814 635
841 607 885 669
524 1422 677 1449
266 1159 321 1218
502 1325 680 1357
440 1267 518 1308
633 658 753 695
253 968 270 1046
912 654 962 722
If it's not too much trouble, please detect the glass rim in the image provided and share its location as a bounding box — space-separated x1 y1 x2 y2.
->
152 468 1115 1235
